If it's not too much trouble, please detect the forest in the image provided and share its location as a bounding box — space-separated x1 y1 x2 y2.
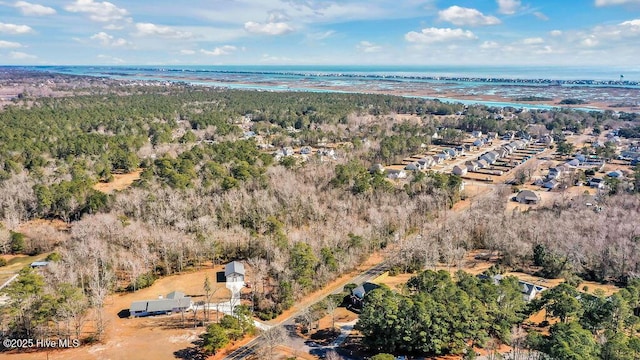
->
0 80 639 356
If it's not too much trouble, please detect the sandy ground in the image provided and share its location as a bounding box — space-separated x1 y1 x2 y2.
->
93 170 142 194
3 264 244 360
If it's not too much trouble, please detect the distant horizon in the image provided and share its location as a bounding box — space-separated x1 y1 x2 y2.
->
14 63 640 82
2 1 640 66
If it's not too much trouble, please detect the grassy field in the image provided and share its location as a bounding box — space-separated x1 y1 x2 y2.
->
0 253 50 286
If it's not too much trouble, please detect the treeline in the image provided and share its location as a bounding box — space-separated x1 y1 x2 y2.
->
526 282 640 359
393 188 640 285
357 270 640 359
357 270 527 356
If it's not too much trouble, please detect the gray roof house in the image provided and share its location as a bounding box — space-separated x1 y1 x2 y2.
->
405 163 420 171
480 152 498 164
225 261 246 283
418 157 434 169
350 282 380 308
515 190 540 204
452 165 468 176
443 148 457 158
479 275 545 302
465 160 480 172
130 292 192 317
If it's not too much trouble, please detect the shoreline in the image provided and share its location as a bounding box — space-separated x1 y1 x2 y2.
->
2 67 640 113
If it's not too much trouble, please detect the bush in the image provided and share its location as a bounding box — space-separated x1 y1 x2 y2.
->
128 272 156 291
45 252 62 262
10 231 26 254
0 257 7 267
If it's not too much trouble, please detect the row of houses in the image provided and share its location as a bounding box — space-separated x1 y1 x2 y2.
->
402 147 467 172
462 139 532 174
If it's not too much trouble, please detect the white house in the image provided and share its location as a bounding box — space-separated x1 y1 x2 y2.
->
225 261 245 283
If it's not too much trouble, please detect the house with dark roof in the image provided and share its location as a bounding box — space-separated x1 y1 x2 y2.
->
225 261 245 283
515 190 540 204
130 292 192 317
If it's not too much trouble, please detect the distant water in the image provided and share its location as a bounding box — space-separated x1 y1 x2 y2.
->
16 65 640 111
24 65 640 82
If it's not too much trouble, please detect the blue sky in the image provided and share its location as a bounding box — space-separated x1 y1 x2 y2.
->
1 0 640 66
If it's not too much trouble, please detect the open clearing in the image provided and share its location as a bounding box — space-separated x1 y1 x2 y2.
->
93 170 142 194
4 264 247 360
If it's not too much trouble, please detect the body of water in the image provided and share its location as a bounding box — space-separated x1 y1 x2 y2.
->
17 65 640 111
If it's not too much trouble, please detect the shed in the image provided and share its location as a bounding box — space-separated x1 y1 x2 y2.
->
225 261 246 283
30 261 50 268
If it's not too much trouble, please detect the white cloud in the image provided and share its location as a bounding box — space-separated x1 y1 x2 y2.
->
550 30 563 37
356 40 382 53
533 12 549 21
65 0 128 22
307 30 335 41
620 19 640 27
90 32 129 47
104 23 125 30
438 6 500 26
244 21 293 35
180 49 196 55
0 40 23 48
595 0 640 6
480 41 500 49
9 51 36 59
267 10 290 23
0 22 34 34
135 23 192 39
405 27 477 44
582 36 599 47
523 37 544 45
497 0 522 14
14 1 56 16
200 45 237 56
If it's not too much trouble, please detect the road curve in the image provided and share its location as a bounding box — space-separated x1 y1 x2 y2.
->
223 262 389 359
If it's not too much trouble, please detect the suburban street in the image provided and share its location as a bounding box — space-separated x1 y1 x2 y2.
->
223 262 389 359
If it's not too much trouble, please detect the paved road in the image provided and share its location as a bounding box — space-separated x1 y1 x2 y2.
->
223 262 389 360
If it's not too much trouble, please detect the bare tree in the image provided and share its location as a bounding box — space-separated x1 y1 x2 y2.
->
260 325 286 359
